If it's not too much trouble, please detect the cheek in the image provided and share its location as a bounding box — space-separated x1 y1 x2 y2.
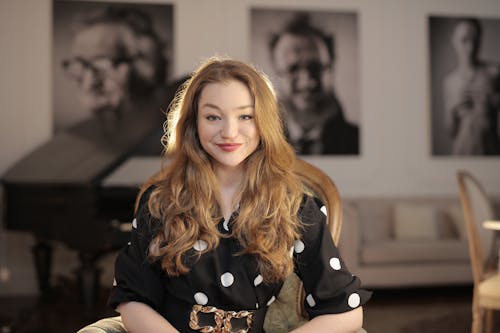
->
320 72 330 89
289 77 300 91
107 64 131 89
248 126 260 143
197 123 214 147
102 77 124 92
276 77 293 94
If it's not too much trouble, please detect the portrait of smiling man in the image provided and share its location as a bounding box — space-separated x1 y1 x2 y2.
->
251 9 360 156
52 1 173 136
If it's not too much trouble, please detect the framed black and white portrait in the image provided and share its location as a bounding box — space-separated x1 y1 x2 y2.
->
52 0 174 144
429 15 500 156
250 8 360 156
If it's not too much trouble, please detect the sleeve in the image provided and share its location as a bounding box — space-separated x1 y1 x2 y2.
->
293 195 372 319
108 185 166 311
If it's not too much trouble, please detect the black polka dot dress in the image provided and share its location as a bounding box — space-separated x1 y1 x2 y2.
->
108 187 371 332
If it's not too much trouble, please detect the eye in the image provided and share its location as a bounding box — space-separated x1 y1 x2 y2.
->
206 115 220 121
240 114 253 120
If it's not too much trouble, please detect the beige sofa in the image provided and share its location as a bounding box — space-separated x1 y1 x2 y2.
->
338 197 473 288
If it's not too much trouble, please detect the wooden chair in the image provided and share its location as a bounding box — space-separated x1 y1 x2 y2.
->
457 170 500 333
77 159 343 333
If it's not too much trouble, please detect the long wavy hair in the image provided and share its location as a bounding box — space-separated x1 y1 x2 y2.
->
142 57 304 283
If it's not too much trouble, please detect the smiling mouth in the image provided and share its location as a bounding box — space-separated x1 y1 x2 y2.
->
217 143 242 152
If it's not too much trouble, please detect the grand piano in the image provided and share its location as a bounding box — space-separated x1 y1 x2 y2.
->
1 81 182 315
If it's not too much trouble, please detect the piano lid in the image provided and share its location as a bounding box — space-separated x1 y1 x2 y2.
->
101 156 164 188
3 107 163 185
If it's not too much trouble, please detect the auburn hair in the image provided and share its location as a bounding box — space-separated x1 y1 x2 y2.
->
141 57 304 283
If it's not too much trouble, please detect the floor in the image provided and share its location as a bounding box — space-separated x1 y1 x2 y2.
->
0 276 117 333
0 281 484 333
364 285 475 332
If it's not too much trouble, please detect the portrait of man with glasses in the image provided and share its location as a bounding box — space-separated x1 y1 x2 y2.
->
251 10 360 155
53 1 173 149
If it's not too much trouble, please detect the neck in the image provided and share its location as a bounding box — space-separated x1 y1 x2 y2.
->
457 54 479 70
214 164 244 220
287 95 337 132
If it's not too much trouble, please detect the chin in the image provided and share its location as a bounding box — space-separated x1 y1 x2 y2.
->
214 157 246 169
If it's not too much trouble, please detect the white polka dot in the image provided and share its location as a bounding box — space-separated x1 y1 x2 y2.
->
223 219 230 232
194 292 208 305
132 218 137 229
254 274 263 286
266 296 276 306
193 240 208 251
127 241 131 246
221 272 234 287
329 257 341 270
306 294 316 307
320 205 327 216
348 293 360 308
256 303 259 309
294 240 305 254
112 278 117 287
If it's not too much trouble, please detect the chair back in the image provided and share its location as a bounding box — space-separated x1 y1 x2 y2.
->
293 159 343 244
456 170 495 284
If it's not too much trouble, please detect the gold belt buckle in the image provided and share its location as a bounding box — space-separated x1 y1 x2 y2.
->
189 304 254 333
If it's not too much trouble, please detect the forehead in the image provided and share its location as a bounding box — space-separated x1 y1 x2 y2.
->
273 33 330 68
71 22 135 59
198 80 253 108
454 21 479 40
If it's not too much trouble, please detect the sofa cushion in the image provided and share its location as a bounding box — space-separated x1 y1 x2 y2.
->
437 208 461 239
393 203 439 241
357 200 393 245
446 204 467 240
360 239 470 265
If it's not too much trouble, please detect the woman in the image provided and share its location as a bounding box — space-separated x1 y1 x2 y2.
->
443 18 500 155
109 58 370 332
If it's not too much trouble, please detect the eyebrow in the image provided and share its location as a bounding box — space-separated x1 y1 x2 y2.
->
200 103 254 111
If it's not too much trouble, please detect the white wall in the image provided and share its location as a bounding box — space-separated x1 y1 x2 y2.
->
1 0 500 295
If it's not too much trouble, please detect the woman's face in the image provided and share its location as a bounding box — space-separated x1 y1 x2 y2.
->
452 21 479 61
197 79 260 173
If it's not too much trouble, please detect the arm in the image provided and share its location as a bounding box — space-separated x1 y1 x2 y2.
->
108 186 171 330
294 197 370 332
443 75 467 139
118 301 179 333
290 307 363 333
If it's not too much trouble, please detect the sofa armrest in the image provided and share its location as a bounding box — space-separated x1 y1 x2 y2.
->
76 316 127 333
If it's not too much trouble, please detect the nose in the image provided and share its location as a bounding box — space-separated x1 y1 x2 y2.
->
295 68 319 91
80 68 103 90
220 118 238 139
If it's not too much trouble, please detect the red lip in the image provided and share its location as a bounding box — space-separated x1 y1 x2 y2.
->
217 143 242 152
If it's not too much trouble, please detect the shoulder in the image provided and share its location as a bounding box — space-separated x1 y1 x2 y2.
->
324 115 358 135
134 185 162 235
296 194 331 248
485 63 500 79
135 184 157 213
299 194 327 226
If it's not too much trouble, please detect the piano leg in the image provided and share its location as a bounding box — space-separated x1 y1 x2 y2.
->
77 252 102 319
32 243 106 320
31 240 53 300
